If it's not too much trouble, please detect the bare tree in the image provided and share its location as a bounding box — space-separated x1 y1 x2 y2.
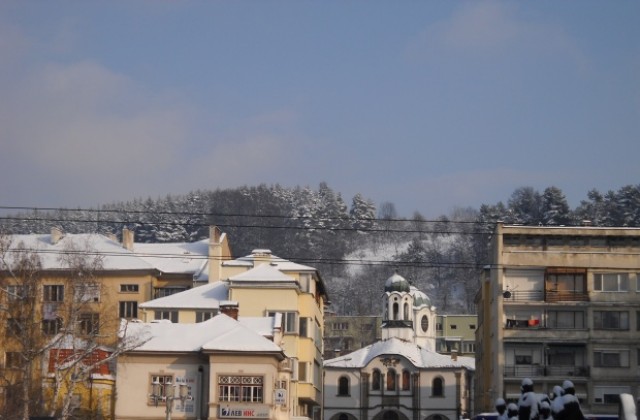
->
0 233 148 420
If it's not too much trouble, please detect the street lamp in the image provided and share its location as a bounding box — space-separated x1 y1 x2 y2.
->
151 380 189 420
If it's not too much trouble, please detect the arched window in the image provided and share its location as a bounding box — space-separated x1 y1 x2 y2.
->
386 368 396 391
403 302 409 320
392 302 399 320
402 370 411 390
372 369 381 391
338 376 349 396
339 414 349 420
432 377 444 397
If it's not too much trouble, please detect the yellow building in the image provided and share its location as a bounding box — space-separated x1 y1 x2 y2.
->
115 312 290 420
474 224 640 416
0 226 232 418
435 314 477 357
140 248 328 420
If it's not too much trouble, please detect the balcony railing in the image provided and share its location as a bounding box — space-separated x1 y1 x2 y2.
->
544 290 589 302
504 365 589 378
503 290 544 302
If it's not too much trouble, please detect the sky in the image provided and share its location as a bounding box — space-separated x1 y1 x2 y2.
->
1 1 639 218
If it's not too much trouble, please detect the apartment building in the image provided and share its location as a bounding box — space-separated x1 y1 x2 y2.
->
140 248 328 420
115 311 290 420
0 226 231 418
323 314 382 360
474 224 640 416
435 315 477 358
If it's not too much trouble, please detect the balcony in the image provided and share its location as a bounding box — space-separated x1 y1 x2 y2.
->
503 290 544 303
544 290 589 303
504 364 589 378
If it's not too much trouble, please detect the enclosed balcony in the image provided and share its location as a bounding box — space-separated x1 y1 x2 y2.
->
503 343 589 379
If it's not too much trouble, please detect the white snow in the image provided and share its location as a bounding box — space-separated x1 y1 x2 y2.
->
323 337 475 370
139 281 228 309
122 314 282 353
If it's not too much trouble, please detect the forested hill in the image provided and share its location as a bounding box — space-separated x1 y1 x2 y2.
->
2 183 640 315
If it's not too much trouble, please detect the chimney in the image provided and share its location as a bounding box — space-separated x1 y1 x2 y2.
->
334 349 342 357
51 227 64 244
208 226 222 283
122 228 134 251
220 301 239 320
252 249 272 266
451 349 458 361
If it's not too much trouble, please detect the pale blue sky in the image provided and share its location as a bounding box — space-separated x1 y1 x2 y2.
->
1 1 638 217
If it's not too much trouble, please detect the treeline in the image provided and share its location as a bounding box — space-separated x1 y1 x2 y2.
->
2 183 640 315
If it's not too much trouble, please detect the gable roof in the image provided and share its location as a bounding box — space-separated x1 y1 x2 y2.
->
139 281 228 310
122 314 282 355
324 337 475 370
228 263 297 283
2 233 155 271
132 239 209 279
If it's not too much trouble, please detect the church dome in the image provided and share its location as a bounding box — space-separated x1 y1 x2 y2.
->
384 272 411 293
410 286 431 308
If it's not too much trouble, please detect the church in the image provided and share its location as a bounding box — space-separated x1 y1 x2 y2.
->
323 273 475 420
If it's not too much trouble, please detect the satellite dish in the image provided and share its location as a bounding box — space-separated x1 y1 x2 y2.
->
503 291 512 299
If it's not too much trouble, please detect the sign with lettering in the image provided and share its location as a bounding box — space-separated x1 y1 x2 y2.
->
274 389 286 405
219 405 270 418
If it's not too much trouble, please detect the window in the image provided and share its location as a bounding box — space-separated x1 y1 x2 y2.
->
298 362 308 382
594 350 629 367
594 273 629 292
149 374 173 405
402 370 411 391
155 310 178 323
547 310 585 329
6 285 26 300
338 376 349 396
153 287 187 299
219 376 263 403
119 301 138 319
79 313 99 335
8 318 23 336
386 368 396 391
269 311 297 333
432 377 444 397
451 324 457 330
5 352 23 368
464 343 476 353
120 284 139 293
421 315 429 332
372 369 381 390
469 324 476 329
42 317 63 335
300 317 309 337
196 311 216 323
43 285 64 302
594 311 629 330
436 323 443 331
594 386 630 404
545 269 586 301
332 322 349 330
74 283 100 303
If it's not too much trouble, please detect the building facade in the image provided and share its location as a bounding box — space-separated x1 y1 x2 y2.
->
474 224 640 415
139 248 328 420
0 226 231 418
324 273 475 420
435 315 477 358
323 314 382 360
115 313 291 420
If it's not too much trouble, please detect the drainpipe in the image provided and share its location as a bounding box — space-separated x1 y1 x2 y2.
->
197 365 204 420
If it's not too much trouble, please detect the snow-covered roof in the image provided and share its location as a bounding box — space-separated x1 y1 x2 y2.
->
132 239 209 278
223 249 317 272
323 337 475 370
2 233 155 271
139 281 228 309
123 314 282 354
228 263 297 283
238 316 278 338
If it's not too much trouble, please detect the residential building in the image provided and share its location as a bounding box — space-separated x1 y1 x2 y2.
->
323 272 475 420
115 310 291 420
435 315 477 358
474 224 640 416
0 226 231 418
323 314 382 360
140 248 328 420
